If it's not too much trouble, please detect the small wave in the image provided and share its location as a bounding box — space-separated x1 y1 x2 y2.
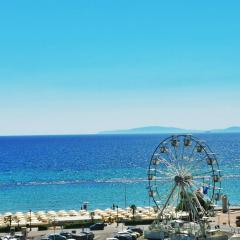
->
0 178 148 188
0 174 239 188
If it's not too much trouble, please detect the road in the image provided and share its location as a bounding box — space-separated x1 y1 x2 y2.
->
23 223 146 240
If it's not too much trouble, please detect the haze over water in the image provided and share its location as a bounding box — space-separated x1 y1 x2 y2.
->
0 133 239 213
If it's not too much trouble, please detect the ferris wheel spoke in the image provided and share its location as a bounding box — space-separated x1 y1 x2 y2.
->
155 170 173 177
171 185 181 208
180 137 187 161
185 152 206 166
183 165 204 177
159 158 177 171
191 179 219 200
155 170 174 178
175 185 181 208
180 153 207 176
184 143 208 163
159 183 178 215
190 179 214 195
158 158 179 175
188 184 207 216
186 159 210 176
155 166 176 177
180 184 200 221
150 178 173 191
165 145 178 163
192 170 213 178
154 177 172 183
190 179 204 190
190 164 211 174
183 142 196 161
187 142 204 162
173 145 179 161
155 182 175 207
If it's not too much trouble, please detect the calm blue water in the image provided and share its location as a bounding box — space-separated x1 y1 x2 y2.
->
0 133 239 213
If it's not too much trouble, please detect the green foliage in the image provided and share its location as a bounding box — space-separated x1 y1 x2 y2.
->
124 219 153 226
63 221 98 229
130 204 137 219
0 226 21 233
38 225 49 231
176 191 212 213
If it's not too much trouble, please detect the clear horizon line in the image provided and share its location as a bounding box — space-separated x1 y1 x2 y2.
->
0 125 239 137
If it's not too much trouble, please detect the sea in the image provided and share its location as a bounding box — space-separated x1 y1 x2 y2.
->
0 133 239 213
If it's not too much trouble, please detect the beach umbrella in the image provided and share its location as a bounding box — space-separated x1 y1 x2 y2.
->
47 211 57 217
105 208 113 213
38 213 47 217
79 210 87 215
37 211 46 216
94 209 102 214
19 219 27 224
4 212 12 216
68 210 78 216
15 212 23 215
59 210 69 217
26 212 36 217
39 216 48 223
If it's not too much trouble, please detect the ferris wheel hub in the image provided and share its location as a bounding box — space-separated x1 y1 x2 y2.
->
174 175 192 184
174 175 184 184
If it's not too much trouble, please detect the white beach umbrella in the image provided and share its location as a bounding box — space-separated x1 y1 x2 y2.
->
68 210 78 216
47 211 57 217
79 210 86 215
38 213 47 217
4 212 12 216
58 210 69 217
105 208 112 213
94 209 103 214
37 211 46 216
15 212 23 215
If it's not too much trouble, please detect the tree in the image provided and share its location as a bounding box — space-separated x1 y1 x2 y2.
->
176 190 213 220
4 215 13 232
130 204 137 220
13 216 20 228
90 212 95 223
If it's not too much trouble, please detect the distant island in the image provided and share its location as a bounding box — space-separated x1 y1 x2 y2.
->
99 126 240 134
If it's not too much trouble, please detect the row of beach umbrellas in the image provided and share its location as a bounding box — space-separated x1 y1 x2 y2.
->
0 206 159 227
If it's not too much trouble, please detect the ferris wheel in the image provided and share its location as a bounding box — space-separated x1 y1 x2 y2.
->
148 134 222 220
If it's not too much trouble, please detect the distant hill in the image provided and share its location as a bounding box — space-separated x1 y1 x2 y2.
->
99 126 200 134
210 126 240 133
99 126 240 134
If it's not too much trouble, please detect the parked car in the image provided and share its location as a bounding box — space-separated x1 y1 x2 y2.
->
48 234 67 240
114 234 132 240
72 234 87 240
118 232 136 240
89 223 105 230
70 233 89 240
127 227 143 236
124 230 140 238
60 232 74 239
81 231 94 240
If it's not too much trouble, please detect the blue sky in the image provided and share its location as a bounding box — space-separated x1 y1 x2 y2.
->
0 1 239 135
